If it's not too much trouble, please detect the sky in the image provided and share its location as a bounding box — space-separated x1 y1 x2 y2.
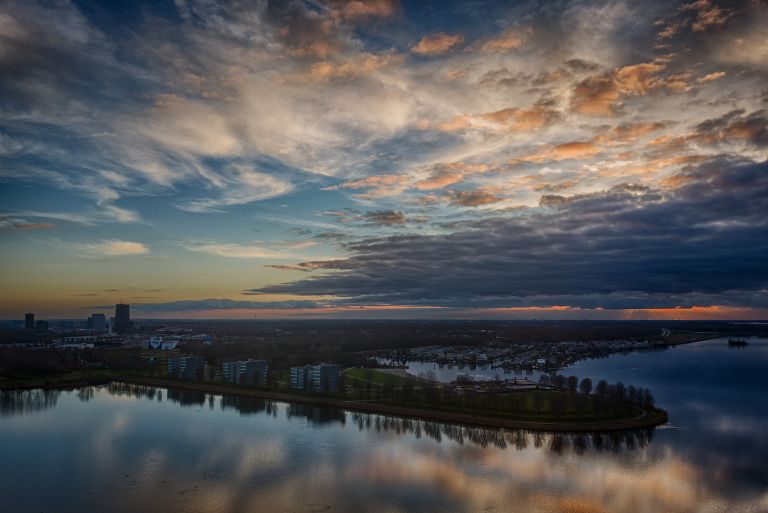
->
1 0 767 320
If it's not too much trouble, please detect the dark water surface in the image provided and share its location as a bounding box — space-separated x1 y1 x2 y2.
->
1 337 767 513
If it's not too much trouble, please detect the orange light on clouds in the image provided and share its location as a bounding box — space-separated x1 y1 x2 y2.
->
125 304 768 320
621 306 768 320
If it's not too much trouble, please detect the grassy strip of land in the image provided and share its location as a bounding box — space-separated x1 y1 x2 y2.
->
0 370 667 432
343 367 427 387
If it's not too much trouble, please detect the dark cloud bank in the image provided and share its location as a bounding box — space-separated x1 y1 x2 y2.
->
252 158 768 309
129 299 320 312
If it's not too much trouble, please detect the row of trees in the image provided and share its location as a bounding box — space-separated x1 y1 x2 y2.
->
539 374 656 409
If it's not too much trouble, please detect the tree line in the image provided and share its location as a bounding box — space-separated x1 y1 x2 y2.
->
538 374 656 410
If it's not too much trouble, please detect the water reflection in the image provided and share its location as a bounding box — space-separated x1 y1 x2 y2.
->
221 395 278 417
0 388 60 415
100 383 656 456
107 381 162 401
0 383 655 459
0 339 766 513
286 402 347 426
349 411 654 455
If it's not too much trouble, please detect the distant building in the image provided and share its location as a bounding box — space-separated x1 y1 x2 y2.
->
167 356 206 380
87 314 107 331
310 363 341 393
290 363 341 393
223 359 268 386
290 365 310 390
8 320 25 330
186 334 214 345
147 337 178 350
113 303 132 334
34 320 49 332
24 313 34 330
57 320 76 331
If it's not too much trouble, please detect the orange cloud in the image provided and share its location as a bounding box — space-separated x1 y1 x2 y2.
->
518 141 602 163
570 75 621 116
647 110 767 155
447 189 501 207
332 173 410 198
413 162 490 190
294 53 403 82
697 71 726 83
682 0 734 32
571 58 690 116
414 170 465 190
476 28 531 52
328 0 399 21
533 68 569 85
613 62 667 94
444 69 467 80
571 61 690 116
594 121 667 146
657 22 681 39
336 174 407 188
509 121 666 165
411 33 464 55
436 105 561 133
596 154 708 180
332 161 492 198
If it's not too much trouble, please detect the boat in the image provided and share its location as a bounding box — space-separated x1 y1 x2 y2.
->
728 339 749 347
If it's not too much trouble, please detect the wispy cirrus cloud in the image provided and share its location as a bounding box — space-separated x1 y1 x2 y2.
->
411 33 464 55
83 240 150 257
184 243 296 259
0 216 54 231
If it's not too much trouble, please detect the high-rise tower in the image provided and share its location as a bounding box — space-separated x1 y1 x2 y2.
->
113 303 131 334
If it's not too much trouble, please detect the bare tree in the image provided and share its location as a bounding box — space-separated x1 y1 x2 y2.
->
595 379 608 398
578 377 593 396
627 385 637 404
615 382 626 402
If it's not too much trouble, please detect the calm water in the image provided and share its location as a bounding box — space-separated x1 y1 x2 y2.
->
1 337 767 513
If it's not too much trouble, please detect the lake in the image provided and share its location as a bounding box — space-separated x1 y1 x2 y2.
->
1 336 767 513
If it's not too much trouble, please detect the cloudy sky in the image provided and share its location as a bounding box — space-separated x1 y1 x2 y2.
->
1 0 766 319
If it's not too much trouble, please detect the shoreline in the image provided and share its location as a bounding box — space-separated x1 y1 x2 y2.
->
389 334 723 377
1 374 668 433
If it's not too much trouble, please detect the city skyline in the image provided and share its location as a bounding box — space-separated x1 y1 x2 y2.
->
1 0 767 320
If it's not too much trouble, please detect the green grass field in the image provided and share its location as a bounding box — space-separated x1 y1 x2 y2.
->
343 367 423 387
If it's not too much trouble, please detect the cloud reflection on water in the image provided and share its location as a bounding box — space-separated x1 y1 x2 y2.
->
1 379 767 513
